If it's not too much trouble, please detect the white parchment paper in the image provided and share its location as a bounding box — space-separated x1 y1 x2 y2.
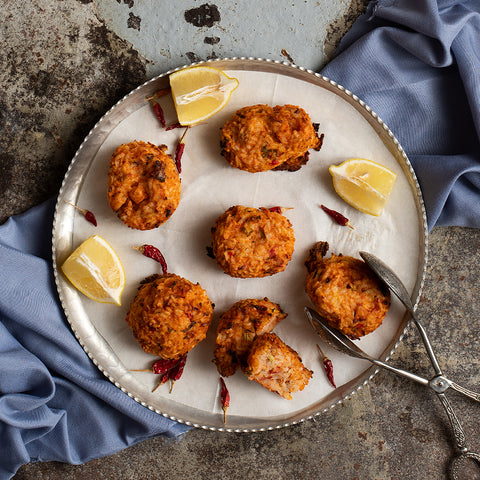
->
66 69 422 423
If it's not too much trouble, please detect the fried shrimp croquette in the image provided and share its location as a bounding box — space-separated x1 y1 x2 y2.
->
245 332 312 400
126 274 213 359
305 241 391 339
211 205 295 278
213 298 287 377
220 104 323 173
108 141 181 230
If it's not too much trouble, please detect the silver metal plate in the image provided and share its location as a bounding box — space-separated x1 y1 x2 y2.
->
52 58 428 432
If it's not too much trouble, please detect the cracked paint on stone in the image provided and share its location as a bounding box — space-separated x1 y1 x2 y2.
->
184 4 221 28
94 0 359 78
324 0 369 62
0 1 146 222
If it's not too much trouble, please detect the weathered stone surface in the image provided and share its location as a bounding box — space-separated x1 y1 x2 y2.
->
1 1 146 223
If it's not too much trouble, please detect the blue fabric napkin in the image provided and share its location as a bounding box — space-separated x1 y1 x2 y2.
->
0 199 190 480
321 0 480 229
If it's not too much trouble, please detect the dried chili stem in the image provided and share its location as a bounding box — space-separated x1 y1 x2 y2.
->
179 125 190 144
317 344 336 388
152 372 170 392
145 87 171 101
64 201 97 226
219 377 230 424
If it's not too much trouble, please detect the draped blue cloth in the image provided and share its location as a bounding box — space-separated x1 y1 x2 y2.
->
1 0 480 478
0 201 190 479
321 0 480 229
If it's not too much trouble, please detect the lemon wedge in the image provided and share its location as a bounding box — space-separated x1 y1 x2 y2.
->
61 235 125 305
169 66 239 125
329 158 397 216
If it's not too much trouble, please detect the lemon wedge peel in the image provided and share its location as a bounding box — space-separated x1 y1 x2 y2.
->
61 235 126 306
329 158 397 216
169 66 239 126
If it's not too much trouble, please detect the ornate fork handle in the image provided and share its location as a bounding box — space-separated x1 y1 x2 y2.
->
430 376 480 402
435 393 480 480
436 393 467 451
449 381 480 402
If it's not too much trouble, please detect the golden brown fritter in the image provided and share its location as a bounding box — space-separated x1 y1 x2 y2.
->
220 104 322 173
273 124 324 172
211 205 295 278
244 332 312 400
213 298 287 377
126 274 213 359
305 241 390 339
108 140 181 230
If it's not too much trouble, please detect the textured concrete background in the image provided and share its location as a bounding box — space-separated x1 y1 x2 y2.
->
2 1 480 479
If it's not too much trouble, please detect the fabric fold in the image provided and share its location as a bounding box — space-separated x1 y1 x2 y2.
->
321 0 480 228
0 199 189 479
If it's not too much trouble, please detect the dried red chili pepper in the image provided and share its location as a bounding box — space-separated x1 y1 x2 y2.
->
151 101 166 128
65 201 97 226
133 244 168 275
219 377 230 424
151 358 179 374
175 143 185 173
84 211 97 226
132 357 177 374
320 204 354 229
133 356 187 393
317 344 336 388
174 127 189 174
267 206 293 214
268 206 282 214
169 355 187 393
166 122 183 131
